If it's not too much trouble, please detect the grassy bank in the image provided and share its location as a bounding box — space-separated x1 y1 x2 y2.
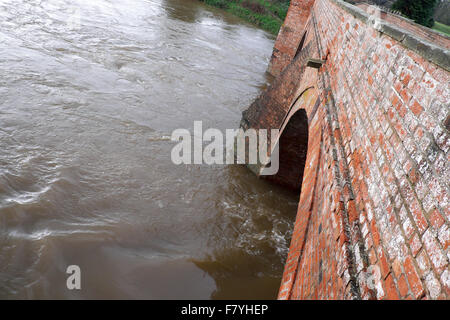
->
198 0 290 35
433 21 450 37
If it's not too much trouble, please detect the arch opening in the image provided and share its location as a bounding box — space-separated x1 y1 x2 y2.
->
263 108 309 191
260 87 318 191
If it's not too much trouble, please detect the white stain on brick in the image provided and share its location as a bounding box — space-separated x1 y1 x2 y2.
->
425 272 441 299
422 229 447 273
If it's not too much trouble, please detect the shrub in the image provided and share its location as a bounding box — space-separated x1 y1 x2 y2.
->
242 1 267 14
392 0 438 27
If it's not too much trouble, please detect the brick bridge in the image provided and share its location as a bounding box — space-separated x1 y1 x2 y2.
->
241 0 449 299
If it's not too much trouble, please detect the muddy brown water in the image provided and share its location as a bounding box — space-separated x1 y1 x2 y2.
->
0 0 298 299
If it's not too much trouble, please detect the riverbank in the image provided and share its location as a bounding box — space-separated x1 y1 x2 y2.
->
433 21 450 36
198 0 290 34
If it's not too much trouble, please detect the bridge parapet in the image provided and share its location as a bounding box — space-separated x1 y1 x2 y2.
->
243 0 449 299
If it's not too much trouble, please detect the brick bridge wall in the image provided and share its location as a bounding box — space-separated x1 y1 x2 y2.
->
242 0 449 299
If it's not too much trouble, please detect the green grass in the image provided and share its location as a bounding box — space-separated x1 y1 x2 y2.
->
198 0 290 35
433 21 450 36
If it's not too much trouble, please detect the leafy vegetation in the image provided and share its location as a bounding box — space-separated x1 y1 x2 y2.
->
198 0 290 34
392 0 438 27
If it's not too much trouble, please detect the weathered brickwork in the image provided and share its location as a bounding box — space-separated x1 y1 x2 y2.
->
356 2 450 50
267 0 316 77
242 0 449 299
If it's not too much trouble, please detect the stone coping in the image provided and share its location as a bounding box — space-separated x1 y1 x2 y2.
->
332 0 450 71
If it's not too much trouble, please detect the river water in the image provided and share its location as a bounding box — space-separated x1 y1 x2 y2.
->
0 0 298 299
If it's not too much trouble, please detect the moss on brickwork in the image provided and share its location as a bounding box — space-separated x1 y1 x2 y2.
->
198 0 290 34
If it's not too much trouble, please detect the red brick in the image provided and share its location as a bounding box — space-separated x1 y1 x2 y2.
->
398 274 410 298
409 233 422 257
438 224 449 250
347 200 358 224
429 209 444 230
378 246 390 279
422 229 447 274
402 73 411 87
441 270 450 297
385 273 400 300
404 256 425 299
416 250 432 278
410 100 424 116
392 259 403 278
409 199 429 234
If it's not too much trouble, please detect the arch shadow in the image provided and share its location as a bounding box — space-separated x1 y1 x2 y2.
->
260 87 319 191
264 109 308 191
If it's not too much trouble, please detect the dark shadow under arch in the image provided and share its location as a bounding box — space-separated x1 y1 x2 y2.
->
264 108 309 191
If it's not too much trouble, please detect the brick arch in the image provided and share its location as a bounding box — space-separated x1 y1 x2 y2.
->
262 88 319 190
